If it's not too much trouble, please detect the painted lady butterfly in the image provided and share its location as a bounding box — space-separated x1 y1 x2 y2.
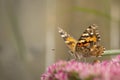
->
58 24 105 59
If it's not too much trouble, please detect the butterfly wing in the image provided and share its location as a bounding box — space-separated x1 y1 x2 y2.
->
78 24 100 44
75 24 105 57
58 27 77 53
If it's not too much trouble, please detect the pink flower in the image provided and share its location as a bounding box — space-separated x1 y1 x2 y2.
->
41 55 120 80
55 70 68 80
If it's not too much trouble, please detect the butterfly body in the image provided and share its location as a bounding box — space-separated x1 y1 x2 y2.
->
58 24 105 59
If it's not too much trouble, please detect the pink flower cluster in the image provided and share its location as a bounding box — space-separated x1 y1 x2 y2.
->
41 55 120 80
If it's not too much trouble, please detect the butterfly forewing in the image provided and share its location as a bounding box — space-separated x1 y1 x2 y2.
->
78 24 100 43
58 27 77 53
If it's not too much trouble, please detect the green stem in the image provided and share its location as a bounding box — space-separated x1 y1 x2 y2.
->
103 50 120 56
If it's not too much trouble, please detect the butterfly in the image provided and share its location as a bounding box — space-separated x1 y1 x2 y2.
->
58 24 105 59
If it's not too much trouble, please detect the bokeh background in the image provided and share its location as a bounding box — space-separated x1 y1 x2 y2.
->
0 0 120 80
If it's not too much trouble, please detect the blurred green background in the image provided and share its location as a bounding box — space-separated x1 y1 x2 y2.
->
0 0 120 80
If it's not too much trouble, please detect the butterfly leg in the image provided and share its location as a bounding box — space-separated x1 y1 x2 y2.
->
74 52 83 60
68 50 76 59
68 51 81 60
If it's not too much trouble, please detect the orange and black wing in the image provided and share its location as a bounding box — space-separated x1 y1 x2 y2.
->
78 24 100 45
75 24 105 57
58 27 77 53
